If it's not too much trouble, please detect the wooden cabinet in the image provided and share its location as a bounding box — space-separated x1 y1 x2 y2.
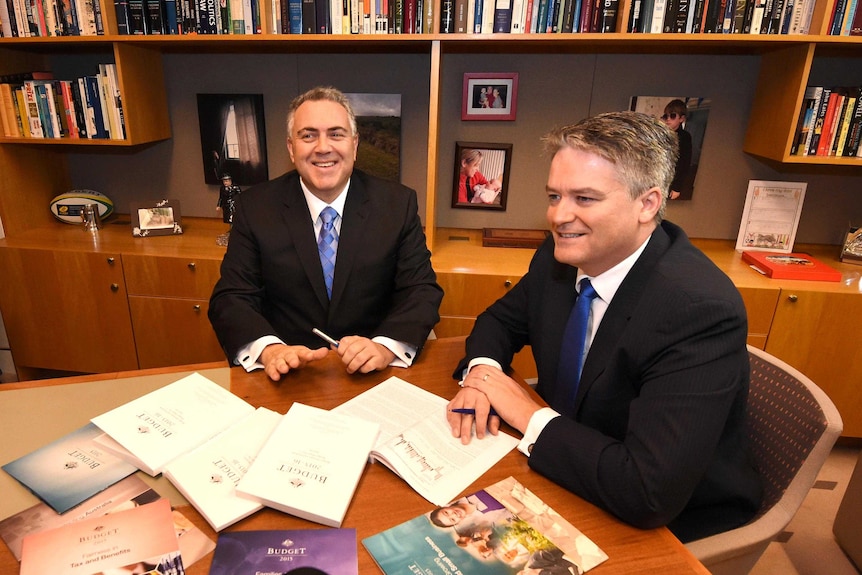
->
765 288 862 437
0 246 138 375
123 254 225 369
736 286 780 350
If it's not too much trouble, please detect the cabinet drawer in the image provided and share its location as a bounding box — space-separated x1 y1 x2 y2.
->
123 254 222 299
437 273 520 317
129 296 225 369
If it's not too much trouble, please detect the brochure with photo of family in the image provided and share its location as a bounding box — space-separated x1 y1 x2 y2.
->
363 476 608 575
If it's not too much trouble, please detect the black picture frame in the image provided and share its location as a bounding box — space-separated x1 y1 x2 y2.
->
452 142 512 211
197 93 269 186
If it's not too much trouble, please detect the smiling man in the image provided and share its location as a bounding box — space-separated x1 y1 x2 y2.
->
209 86 442 381
446 111 761 543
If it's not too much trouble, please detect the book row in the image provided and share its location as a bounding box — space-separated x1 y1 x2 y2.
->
440 0 620 33
112 0 435 34
826 0 862 34
627 0 816 33
0 0 104 36
0 65 125 140
792 85 862 158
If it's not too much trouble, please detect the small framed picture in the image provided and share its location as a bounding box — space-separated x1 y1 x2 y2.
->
131 199 183 237
452 141 512 211
462 73 519 121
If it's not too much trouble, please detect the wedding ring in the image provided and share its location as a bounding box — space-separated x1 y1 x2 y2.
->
483 374 489 382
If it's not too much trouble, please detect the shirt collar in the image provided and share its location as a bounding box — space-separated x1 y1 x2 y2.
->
577 235 652 303
301 178 350 222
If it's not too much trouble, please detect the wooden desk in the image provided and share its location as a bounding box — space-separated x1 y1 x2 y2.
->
0 337 708 575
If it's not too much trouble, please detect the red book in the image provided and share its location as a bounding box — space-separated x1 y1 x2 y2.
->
742 251 842 282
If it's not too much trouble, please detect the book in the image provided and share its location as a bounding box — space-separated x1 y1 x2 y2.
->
162 406 282 531
19 498 184 575
2 422 137 514
363 476 608 574
91 371 255 476
236 402 379 528
791 86 819 155
0 474 157 560
333 376 519 507
742 250 843 281
208 528 359 574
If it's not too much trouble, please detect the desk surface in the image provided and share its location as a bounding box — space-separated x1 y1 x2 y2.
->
0 337 708 575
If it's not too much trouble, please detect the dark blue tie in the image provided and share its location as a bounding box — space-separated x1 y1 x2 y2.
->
553 278 599 416
317 207 338 299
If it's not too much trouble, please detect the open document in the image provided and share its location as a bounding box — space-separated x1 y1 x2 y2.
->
333 376 519 506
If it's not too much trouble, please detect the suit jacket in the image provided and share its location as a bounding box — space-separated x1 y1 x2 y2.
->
209 170 443 363
455 221 762 542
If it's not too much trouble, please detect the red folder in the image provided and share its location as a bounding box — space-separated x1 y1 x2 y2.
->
741 251 842 282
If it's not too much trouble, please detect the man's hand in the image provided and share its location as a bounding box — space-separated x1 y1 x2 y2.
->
447 366 542 445
260 343 329 381
335 336 396 374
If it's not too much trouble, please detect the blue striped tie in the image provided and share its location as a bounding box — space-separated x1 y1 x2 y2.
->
553 278 599 416
318 207 338 299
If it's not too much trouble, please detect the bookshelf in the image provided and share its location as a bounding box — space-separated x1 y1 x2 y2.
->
1 4 861 381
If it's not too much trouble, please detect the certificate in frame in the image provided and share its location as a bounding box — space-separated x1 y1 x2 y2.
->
735 181 807 253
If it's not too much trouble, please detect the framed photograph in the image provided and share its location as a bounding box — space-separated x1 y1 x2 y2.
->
629 95 712 201
197 93 269 186
345 93 402 182
452 141 512 211
131 200 184 237
462 73 519 121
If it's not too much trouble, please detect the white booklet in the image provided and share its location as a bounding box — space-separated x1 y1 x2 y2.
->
333 376 519 506
236 402 379 528
91 372 255 476
163 407 283 531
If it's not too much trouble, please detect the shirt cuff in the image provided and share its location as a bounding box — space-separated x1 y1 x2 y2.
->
236 335 285 371
458 357 504 383
372 336 417 368
517 407 559 457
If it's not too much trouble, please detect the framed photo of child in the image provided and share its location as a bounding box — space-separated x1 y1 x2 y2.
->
451 142 512 211
629 95 712 201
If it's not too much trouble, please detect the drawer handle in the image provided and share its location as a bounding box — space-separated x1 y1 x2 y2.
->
193 305 201 312
504 280 512 288
110 283 119 292
107 257 115 265
787 294 798 303
188 262 196 270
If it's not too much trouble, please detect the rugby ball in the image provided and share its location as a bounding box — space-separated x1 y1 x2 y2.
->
49 190 114 224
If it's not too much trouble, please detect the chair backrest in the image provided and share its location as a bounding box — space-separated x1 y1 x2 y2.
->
686 345 843 575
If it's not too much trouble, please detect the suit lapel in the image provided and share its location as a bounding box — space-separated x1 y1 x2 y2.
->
281 176 331 309
328 177 369 309
575 225 672 406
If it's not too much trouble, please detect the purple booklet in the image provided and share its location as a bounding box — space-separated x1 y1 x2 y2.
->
208 528 358 575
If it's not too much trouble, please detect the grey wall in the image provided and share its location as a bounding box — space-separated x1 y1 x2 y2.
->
66 50 862 245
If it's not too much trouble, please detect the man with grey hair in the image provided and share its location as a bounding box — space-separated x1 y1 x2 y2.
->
446 111 761 542
210 86 442 381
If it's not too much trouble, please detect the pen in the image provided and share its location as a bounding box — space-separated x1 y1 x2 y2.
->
312 327 340 348
450 407 499 418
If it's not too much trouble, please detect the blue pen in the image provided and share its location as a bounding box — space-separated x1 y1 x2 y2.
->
312 327 340 348
451 407 499 418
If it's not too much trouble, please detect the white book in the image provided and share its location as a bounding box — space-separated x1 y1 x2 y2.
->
236 402 379 528
649 0 667 32
163 407 282 531
333 376 519 507
482 0 494 31
91 372 255 476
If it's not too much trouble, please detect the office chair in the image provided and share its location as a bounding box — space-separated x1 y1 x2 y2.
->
685 345 844 575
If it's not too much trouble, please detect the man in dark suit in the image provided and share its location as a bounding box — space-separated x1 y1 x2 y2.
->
446 111 761 543
209 86 442 381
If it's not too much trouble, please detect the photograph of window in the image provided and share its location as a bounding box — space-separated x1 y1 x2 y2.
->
197 94 269 186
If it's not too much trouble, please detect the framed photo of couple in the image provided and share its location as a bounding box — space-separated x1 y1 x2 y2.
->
462 73 519 121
